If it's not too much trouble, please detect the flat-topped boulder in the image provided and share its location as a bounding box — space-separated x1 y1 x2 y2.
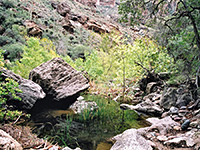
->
29 57 89 103
0 68 45 110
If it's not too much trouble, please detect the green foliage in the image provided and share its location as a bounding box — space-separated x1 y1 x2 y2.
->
69 34 173 86
0 49 4 67
2 43 24 61
11 37 58 78
168 29 200 75
0 77 22 122
118 0 200 78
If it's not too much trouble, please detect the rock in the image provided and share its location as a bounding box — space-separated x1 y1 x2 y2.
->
60 18 75 33
145 116 180 135
24 20 43 37
181 119 190 130
143 93 161 101
194 109 200 116
110 129 153 150
180 106 187 110
190 121 198 128
0 68 45 110
120 103 135 110
173 126 181 131
161 112 169 118
131 99 163 116
169 106 179 114
49 145 60 150
62 147 81 150
0 124 47 149
29 57 89 109
188 99 200 110
146 82 158 94
0 129 22 150
157 135 168 142
178 109 188 117
70 98 98 114
164 129 199 147
160 88 178 110
138 72 161 92
77 96 84 101
56 2 71 16
173 116 182 121
75 0 97 7
86 20 109 33
164 137 186 147
176 93 193 108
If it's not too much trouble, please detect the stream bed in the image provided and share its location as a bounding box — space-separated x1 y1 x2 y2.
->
29 95 149 150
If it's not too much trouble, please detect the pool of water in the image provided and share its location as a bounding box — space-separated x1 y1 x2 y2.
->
30 95 149 150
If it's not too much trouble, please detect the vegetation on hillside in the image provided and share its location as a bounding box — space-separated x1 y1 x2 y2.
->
119 0 200 77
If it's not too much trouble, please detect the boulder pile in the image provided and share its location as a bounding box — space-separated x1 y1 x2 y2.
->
117 72 200 150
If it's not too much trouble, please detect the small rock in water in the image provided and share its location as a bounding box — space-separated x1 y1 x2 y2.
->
77 96 84 101
181 119 190 130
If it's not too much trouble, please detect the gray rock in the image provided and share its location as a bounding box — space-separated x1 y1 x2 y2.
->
190 121 198 128
131 99 163 116
0 68 45 110
164 129 200 147
111 129 153 150
120 103 135 110
180 106 187 110
176 93 193 108
70 97 98 114
188 99 200 110
29 57 89 102
0 129 23 150
181 119 190 130
160 88 178 110
169 106 179 114
144 116 180 135
146 82 158 94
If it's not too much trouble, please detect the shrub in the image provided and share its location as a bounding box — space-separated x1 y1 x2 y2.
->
2 43 24 61
0 77 22 122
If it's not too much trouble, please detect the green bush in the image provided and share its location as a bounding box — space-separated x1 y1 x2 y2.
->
0 77 22 122
2 43 24 61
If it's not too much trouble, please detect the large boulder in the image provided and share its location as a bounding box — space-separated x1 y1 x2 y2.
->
0 68 46 110
111 129 153 150
29 57 89 110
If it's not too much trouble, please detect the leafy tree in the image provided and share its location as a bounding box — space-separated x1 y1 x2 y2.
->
11 37 58 78
119 0 200 76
